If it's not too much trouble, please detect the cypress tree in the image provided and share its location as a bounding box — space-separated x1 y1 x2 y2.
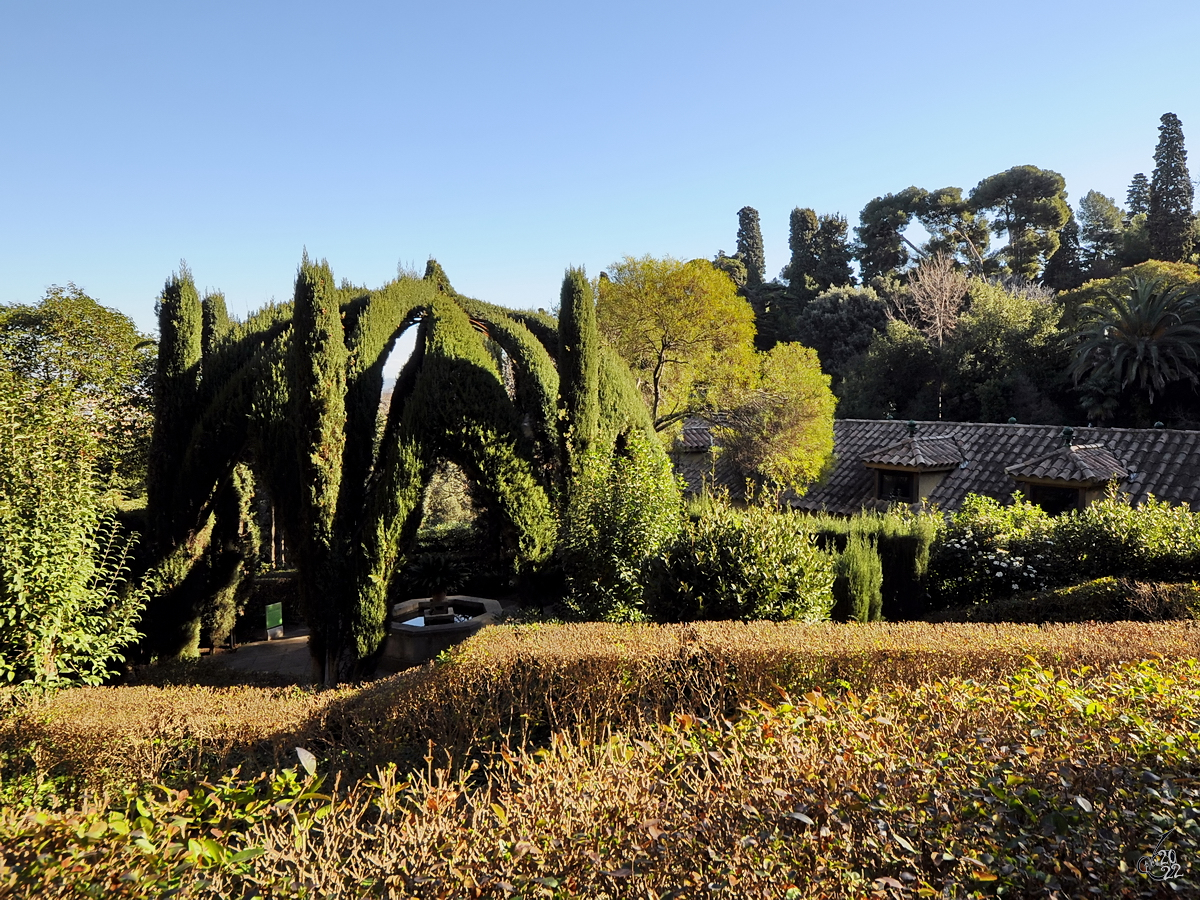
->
785 207 820 302
1127 173 1151 218
142 264 206 659
289 255 348 685
147 264 203 549
201 291 230 357
1148 113 1195 262
736 206 766 287
557 267 599 466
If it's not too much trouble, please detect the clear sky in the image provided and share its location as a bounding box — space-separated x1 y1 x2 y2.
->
4 0 1200 343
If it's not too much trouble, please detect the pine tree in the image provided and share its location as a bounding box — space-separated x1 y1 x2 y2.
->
1127 173 1151 217
1148 113 1195 262
1043 214 1084 290
736 206 766 287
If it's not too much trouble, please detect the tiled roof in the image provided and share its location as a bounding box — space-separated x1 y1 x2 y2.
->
1004 443 1129 485
862 434 964 469
673 418 1200 513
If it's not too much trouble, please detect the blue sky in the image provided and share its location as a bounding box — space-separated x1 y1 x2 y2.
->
3 0 1200 344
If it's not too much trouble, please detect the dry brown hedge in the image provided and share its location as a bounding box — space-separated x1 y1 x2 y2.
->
3 621 1197 797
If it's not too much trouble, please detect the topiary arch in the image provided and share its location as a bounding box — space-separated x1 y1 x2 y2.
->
142 257 657 684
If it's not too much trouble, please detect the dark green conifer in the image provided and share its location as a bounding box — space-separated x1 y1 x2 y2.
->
1148 113 1195 262
736 207 766 287
785 207 820 301
557 268 599 466
289 255 348 684
812 214 855 291
1043 213 1085 291
1127 173 1151 217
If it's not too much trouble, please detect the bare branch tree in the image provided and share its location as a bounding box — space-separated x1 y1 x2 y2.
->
907 253 969 347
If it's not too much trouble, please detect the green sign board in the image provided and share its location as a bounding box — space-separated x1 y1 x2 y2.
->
265 602 283 631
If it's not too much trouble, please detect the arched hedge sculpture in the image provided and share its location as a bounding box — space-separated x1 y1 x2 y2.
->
143 258 657 684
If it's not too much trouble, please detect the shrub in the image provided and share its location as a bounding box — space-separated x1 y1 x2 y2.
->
0 373 146 687
1054 492 1200 582
560 430 682 622
831 533 883 622
649 501 834 622
927 493 1056 608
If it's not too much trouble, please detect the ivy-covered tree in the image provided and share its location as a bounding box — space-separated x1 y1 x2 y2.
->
789 285 888 391
736 207 766 287
1148 112 1195 262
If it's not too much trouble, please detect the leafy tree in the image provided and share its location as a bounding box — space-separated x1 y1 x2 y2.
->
1043 213 1085 291
0 285 155 493
1078 190 1125 277
1070 274 1200 412
1119 213 1152 267
1148 112 1195 262
0 369 146 686
969 166 1071 279
789 285 889 389
943 279 1071 424
1127 173 1151 217
596 255 757 429
838 321 940 420
712 342 835 495
736 207 766 287
855 188 925 281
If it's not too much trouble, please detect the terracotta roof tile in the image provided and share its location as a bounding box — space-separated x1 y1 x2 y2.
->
673 419 1200 514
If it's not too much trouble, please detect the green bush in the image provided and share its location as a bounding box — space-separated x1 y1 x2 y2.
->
0 373 146 686
927 494 1057 608
831 533 883 622
649 501 834 622
561 430 682 622
929 491 1200 611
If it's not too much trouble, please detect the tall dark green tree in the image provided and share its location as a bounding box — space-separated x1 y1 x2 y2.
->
1127 173 1151 217
811 214 855 291
557 267 599 467
969 166 1071 280
784 207 820 301
855 188 925 281
290 255 348 681
1148 113 1195 262
1078 190 1125 277
915 187 992 272
1043 213 1085 291
736 207 766 287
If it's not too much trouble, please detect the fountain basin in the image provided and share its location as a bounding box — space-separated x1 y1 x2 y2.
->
381 595 502 671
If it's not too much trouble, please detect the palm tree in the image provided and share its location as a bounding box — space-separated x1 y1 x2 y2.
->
1070 274 1200 405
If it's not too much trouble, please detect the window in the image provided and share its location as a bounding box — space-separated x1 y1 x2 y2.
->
878 471 915 502
1023 483 1080 516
